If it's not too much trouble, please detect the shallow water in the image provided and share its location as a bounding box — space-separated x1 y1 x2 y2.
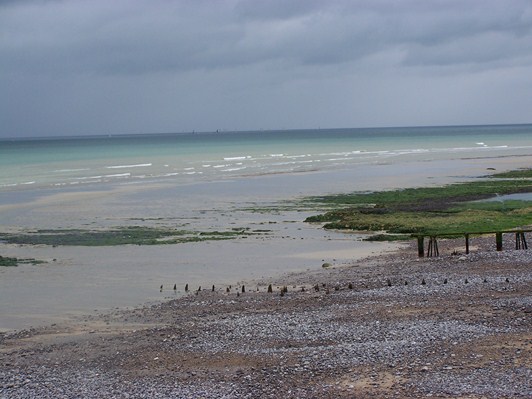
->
0 213 401 331
480 193 532 201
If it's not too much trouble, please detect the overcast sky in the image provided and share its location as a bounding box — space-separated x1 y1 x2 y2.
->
1 0 531 138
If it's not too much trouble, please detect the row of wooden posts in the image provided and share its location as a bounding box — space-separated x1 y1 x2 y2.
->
415 229 530 257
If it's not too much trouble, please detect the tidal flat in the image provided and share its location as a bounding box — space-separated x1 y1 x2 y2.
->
0 155 531 332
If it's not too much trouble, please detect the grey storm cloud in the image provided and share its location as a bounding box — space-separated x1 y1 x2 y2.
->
1 0 532 137
3 0 531 75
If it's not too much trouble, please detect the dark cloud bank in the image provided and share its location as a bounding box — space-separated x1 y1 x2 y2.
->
1 0 531 137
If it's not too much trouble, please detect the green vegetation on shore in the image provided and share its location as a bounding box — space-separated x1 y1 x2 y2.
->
0 226 263 247
305 169 532 240
0 255 46 267
489 169 532 179
0 255 18 267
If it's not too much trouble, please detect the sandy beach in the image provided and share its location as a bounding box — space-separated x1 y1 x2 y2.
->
1 236 530 398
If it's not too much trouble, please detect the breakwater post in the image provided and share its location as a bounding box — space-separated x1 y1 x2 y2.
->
427 236 439 257
417 236 424 257
415 229 530 257
516 232 528 249
496 232 503 251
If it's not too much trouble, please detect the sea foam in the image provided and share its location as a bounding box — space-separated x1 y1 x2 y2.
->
106 163 152 169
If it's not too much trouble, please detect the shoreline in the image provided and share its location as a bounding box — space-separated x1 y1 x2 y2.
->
1 237 530 398
1 155 531 332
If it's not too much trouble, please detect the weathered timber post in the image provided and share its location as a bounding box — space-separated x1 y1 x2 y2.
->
427 236 439 257
516 232 528 250
417 235 425 258
496 232 503 251
465 234 470 255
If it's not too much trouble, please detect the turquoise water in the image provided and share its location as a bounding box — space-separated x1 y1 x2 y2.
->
1 124 531 191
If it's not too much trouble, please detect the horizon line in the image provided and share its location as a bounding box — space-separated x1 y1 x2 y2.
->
1 122 531 141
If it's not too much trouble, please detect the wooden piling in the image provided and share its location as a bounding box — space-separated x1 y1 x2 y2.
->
496 232 503 251
516 232 528 250
427 236 439 257
413 229 530 257
417 236 424 258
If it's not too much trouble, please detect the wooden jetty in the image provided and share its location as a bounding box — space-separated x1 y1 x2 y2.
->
414 229 530 257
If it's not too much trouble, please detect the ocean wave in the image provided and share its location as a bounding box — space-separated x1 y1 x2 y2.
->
326 157 354 162
0 181 37 188
71 173 131 181
221 167 247 172
106 163 152 169
105 173 131 178
223 156 250 161
53 168 91 173
435 145 509 153
75 175 101 180
286 154 309 159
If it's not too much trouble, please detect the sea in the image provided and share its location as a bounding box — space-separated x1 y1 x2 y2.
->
1 124 531 193
1 124 531 331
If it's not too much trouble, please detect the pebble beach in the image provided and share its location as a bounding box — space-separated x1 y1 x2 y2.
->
1 235 530 398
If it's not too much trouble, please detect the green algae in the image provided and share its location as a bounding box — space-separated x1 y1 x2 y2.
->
0 226 265 247
0 255 46 267
305 169 532 239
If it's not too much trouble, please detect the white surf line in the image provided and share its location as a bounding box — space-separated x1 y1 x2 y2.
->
53 168 91 173
223 156 251 161
106 163 153 169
